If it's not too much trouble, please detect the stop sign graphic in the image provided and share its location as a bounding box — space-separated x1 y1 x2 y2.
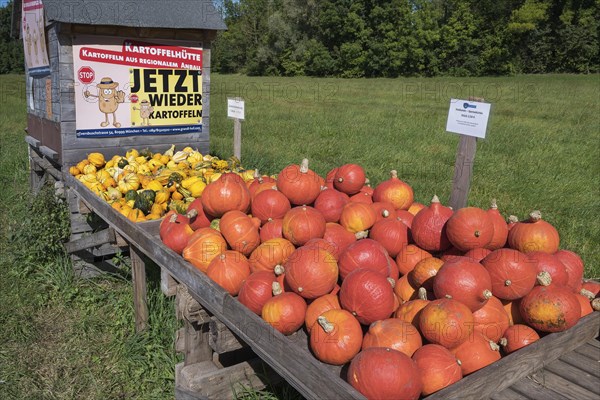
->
78 66 95 84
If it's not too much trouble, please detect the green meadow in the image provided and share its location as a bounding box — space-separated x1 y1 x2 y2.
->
0 73 598 399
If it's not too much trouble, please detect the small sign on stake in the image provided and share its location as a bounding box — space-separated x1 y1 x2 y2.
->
447 97 492 210
227 97 245 160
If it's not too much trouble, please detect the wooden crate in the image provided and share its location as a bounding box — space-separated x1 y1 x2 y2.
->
63 173 600 400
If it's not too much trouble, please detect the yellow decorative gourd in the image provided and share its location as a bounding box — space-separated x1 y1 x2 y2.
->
189 180 206 197
87 152 106 168
82 164 97 175
146 180 164 192
69 166 81 176
127 208 146 222
126 149 139 159
154 189 170 204
117 173 140 194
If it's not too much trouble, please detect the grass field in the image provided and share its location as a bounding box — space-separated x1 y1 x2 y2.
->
0 73 598 399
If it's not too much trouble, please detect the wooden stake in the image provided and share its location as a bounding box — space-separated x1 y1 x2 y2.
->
449 135 477 210
233 118 241 160
130 245 148 333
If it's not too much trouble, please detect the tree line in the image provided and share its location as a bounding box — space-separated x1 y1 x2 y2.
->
212 0 599 77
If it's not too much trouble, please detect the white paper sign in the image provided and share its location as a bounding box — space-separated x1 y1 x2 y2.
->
446 99 491 138
227 98 245 120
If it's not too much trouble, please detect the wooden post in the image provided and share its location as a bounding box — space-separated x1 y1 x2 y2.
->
448 96 485 210
449 135 477 210
233 118 241 160
130 245 149 332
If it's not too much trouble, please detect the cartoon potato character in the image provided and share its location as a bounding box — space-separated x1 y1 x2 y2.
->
133 99 154 126
84 77 126 127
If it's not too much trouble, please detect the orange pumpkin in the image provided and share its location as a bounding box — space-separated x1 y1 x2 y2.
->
304 293 341 334
451 333 501 375
309 309 363 365
408 257 444 291
282 206 326 246
262 292 307 335
362 318 422 357
238 271 277 315
201 173 250 217
183 228 227 273
472 296 510 342
276 159 322 206
372 170 414 210
250 189 291 224
520 285 581 332
446 207 494 251
499 324 540 354
248 238 295 274
396 244 432 275
412 344 462 396
333 163 366 195
219 210 261 256
206 251 251 295
339 202 377 234
508 210 560 253
419 298 474 349
284 246 339 299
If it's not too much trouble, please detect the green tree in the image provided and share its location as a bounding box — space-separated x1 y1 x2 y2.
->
0 1 25 74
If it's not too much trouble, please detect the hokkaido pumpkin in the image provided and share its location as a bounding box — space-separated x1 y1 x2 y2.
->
183 228 227 273
408 257 444 291
446 207 494 251
486 199 509 250
520 285 581 332
396 245 432 276
219 210 261 256
528 251 569 287
282 206 326 246
412 344 462 396
304 293 341 334
555 249 584 292
508 210 560 253
248 238 295 274
259 218 283 242
348 348 422 400
201 173 250 217
481 248 538 300
262 292 307 335
499 324 540 354
370 201 398 222
333 163 366 195
284 246 339 299
340 268 395 325
185 198 213 230
238 271 278 315
309 309 363 365
362 318 422 357
339 202 377 235
451 333 501 375
369 217 409 258
338 239 392 280
313 188 349 223
411 195 453 252
322 222 356 259
276 159 322 206
433 258 493 312
472 296 511 342
419 298 474 349
372 170 414 210
251 189 291 224
206 251 251 296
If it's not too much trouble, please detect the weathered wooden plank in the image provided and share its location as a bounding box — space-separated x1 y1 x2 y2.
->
130 245 149 333
176 285 211 325
544 359 600 394
25 135 41 148
559 351 600 378
490 387 531 400
449 134 477 210
161 268 178 297
209 318 246 354
178 358 281 400
587 338 600 349
29 153 61 181
424 312 600 400
64 174 366 400
64 227 116 253
61 131 208 150
527 369 598 399
175 386 208 400
510 376 566 400
574 342 600 361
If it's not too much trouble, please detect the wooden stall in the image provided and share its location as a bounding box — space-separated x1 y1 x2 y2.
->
15 0 226 273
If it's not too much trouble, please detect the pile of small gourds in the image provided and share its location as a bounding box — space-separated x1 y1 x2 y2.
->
69 145 256 222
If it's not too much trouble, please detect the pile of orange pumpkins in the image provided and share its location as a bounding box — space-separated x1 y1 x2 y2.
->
158 159 599 400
